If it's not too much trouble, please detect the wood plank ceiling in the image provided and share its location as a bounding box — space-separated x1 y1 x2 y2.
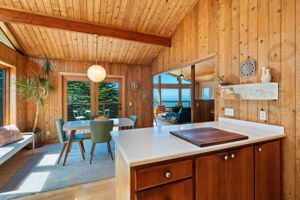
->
0 0 199 65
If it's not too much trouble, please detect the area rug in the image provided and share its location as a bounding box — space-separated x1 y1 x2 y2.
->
0 140 115 200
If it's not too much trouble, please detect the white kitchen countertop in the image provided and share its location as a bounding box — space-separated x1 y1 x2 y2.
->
110 117 285 167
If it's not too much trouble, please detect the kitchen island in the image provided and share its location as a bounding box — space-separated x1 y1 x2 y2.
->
111 117 285 200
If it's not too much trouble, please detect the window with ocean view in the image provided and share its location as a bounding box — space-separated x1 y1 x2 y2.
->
153 73 191 108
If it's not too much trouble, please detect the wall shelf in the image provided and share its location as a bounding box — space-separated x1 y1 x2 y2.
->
221 82 278 100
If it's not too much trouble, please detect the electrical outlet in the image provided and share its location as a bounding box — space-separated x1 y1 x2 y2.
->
46 130 51 136
260 110 267 121
224 108 234 116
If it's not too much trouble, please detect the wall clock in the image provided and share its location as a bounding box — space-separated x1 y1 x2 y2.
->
240 60 256 77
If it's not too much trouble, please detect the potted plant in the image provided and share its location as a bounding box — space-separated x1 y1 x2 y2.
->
214 73 229 87
16 55 53 147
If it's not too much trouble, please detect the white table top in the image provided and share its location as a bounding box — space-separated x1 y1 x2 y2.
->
111 117 285 167
63 118 134 131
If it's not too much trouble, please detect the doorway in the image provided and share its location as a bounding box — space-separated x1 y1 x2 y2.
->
62 75 124 121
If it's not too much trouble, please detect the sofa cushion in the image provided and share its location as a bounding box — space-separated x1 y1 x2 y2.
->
0 125 24 146
171 106 182 113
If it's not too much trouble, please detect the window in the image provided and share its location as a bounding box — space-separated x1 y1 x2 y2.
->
202 88 210 100
67 81 91 121
181 79 191 84
161 89 179 101
153 88 159 107
181 89 191 101
153 75 159 84
160 73 178 84
0 28 15 50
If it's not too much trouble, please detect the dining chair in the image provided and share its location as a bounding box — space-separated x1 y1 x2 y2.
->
55 119 86 164
90 120 114 164
130 115 138 129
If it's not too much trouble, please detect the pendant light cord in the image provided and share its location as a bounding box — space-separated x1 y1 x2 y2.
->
95 34 99 65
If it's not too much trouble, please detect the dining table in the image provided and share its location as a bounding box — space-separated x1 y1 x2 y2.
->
61 118 134 166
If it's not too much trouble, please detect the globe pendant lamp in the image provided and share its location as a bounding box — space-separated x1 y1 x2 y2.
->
87 35 106 82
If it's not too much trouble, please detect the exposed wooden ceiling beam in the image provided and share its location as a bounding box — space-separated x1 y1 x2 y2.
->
0 22 25 55
0 7 171 47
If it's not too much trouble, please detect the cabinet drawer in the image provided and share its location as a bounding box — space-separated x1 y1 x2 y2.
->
136 178 193 200
136 159 193 191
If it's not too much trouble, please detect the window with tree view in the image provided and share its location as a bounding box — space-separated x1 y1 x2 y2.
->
67 81 91 121
98 82 119 118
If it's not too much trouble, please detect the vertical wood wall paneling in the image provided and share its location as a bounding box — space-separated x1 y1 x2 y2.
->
26 57 153 142
0 43 27 131
296 0 300 197
281 0 296 199
150 0 299 198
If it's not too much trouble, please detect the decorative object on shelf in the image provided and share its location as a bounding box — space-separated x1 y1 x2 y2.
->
214 73 229 87
130 80 140 92
140 90 151 102
87 35 106 82
221 82 278 100
261 66 271 83
240 60 256 77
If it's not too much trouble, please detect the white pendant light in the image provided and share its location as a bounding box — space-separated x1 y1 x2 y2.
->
87 35 106 82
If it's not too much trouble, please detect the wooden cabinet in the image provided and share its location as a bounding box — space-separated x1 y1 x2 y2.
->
136 160 192 191
128 141 281 200
195 146 254 200
136 179 193 200
255 140 281 200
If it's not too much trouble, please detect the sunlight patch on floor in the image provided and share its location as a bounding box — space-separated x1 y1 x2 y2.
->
37 154 60 166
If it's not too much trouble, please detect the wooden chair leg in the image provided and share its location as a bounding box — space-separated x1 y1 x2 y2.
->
57 143 67 164
107 141 114 160
80 141 85 153
63 130 75 166
90 143 96 164
78 141 85 160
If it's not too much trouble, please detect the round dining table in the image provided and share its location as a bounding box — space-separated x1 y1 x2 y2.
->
61 118 134 166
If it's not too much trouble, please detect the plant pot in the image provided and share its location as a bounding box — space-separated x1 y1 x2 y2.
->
25 128 43 149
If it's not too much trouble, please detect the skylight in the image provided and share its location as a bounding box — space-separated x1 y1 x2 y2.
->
0 27 15 50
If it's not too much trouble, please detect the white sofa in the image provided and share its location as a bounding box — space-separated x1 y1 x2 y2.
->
0 133 34 165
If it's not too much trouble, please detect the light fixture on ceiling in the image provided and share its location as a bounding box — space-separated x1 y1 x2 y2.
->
87 35 106 82
179 68 185 79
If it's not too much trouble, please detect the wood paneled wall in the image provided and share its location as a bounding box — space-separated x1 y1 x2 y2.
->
0 43 27 131
151 0 299 199
151 0 217 74
26 57 153 142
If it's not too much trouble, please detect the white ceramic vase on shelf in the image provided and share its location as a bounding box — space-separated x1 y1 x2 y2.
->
261 66 271 83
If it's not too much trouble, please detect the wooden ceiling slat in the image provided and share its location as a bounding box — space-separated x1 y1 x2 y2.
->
0 0 202 64
105 0 114 25
134 0 153 31
99 0 107 25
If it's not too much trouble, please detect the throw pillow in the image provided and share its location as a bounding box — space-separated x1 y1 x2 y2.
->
0 124 23 146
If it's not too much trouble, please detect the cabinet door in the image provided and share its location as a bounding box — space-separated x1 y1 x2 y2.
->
227 146 254 200
255 140 281 200
195 152 228 200
136 179 193 200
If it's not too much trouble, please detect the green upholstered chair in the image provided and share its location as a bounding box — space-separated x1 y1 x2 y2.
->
90 120 114 164
55 119 85 164
130 115 138 129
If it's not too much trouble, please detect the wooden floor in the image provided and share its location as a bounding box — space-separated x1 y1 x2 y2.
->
0 148 115 200
16 178 115 200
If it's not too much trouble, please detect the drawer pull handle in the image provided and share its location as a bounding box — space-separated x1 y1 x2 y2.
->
231 154 235 159
165 171 171 178
224 155 229 160
258 147 262 152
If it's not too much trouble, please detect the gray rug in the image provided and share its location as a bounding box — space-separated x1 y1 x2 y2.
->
0 140 115 200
